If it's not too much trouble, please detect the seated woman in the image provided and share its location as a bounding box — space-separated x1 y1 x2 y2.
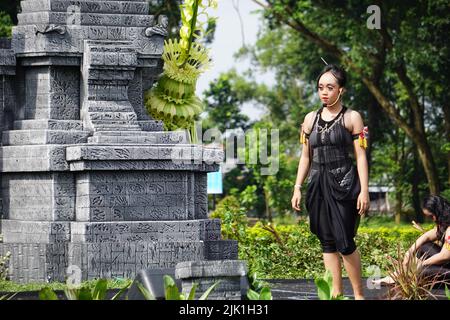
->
373 195 450 285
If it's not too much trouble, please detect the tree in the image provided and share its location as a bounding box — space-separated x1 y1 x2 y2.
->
202 71 251 133
0 11 12 38
0 1 19 25
250 0 448 194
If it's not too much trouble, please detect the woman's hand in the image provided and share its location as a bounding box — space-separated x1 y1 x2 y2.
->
357 191 370 215
291 189 302 212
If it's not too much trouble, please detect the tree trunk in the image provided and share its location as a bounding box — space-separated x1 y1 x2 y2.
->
443 104 450 185
264 187 272 222
395 190 402 225
412 148 423 223
409 110 423 223
393 127 401 224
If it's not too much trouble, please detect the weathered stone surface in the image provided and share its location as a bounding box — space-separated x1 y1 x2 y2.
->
2 130 90 145
0 1 238 291
0 243 68 283
69 160 220 172
22 66 80 120
0 241 207 283
70 220 222 242
176 260 248 300
1 145 69 171
1 172 75 220
66 145 223 162
13 120 83 131
1 220 71 243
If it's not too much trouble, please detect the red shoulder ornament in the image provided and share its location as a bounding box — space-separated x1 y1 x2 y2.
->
358 126 369 149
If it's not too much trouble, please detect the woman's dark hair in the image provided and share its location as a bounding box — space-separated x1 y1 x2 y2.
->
316 64 347 89
422 195 450 241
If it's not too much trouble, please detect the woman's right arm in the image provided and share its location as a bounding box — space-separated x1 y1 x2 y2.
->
291 112 314 212
403 227 438 264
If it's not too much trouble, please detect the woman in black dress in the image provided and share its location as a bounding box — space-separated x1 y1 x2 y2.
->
291 64 370 300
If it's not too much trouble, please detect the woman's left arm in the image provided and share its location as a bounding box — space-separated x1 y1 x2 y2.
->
351 111 370 215
422 227 450 266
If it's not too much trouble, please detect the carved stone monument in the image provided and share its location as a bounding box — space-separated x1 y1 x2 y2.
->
0 0 242 287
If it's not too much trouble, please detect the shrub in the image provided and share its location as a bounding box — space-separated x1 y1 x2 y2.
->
215 210 428 279
0 251 11 281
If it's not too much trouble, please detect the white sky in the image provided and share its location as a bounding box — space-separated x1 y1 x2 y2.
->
195 0 273 121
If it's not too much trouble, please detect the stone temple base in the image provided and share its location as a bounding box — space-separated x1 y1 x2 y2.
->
0 240 238 283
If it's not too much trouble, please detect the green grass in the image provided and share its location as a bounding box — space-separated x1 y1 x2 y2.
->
0 278 132 293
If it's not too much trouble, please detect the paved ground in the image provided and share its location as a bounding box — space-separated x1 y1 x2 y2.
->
2 278 447 300
266 278 448 300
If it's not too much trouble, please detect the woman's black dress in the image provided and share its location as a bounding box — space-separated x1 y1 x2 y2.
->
304 105 362 255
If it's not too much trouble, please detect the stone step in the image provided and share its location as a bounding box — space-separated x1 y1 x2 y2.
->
2 130 90 145
13 120 83 131
89 111 137 121
70 220 222 243
87 135 158 144
91 126 143 132
137 120 165 132
65 144 223 162
88 131 189 144
87 104 135 113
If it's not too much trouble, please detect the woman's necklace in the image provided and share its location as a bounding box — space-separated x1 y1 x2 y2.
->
317 108 343 134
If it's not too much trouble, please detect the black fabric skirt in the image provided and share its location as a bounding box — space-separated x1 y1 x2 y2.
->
306 160 361 255
416 242 450 284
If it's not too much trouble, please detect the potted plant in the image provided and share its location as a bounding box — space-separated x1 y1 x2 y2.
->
144 0 218 143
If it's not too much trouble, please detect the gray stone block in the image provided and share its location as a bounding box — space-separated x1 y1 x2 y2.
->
0 243 68 283
1 145 69 172
175 260 248 300
137 120 164 132
70 220 221 242
69 160 220 172
1 172 76 220
204 240 239 260
13 120 83 131
2 130 89 145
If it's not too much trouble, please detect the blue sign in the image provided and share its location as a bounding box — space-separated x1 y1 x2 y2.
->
207 166 223 194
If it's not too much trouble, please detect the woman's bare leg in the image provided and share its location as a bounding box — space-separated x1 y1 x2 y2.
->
342 249 365 300
323 252 343 297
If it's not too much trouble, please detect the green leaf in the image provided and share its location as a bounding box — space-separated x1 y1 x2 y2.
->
187 282 198 300
315 278 332 300
259 287 272 300
39 287 59 300
111 283 131 301
63 288 79 300
77 287 94 300
92 279 108 300
199 280 221 300
246 289 260 300
446 285 450 300
164 275 181 300
136 282 156 300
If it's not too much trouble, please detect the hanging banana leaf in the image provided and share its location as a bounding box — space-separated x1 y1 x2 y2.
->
144 0 217 143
